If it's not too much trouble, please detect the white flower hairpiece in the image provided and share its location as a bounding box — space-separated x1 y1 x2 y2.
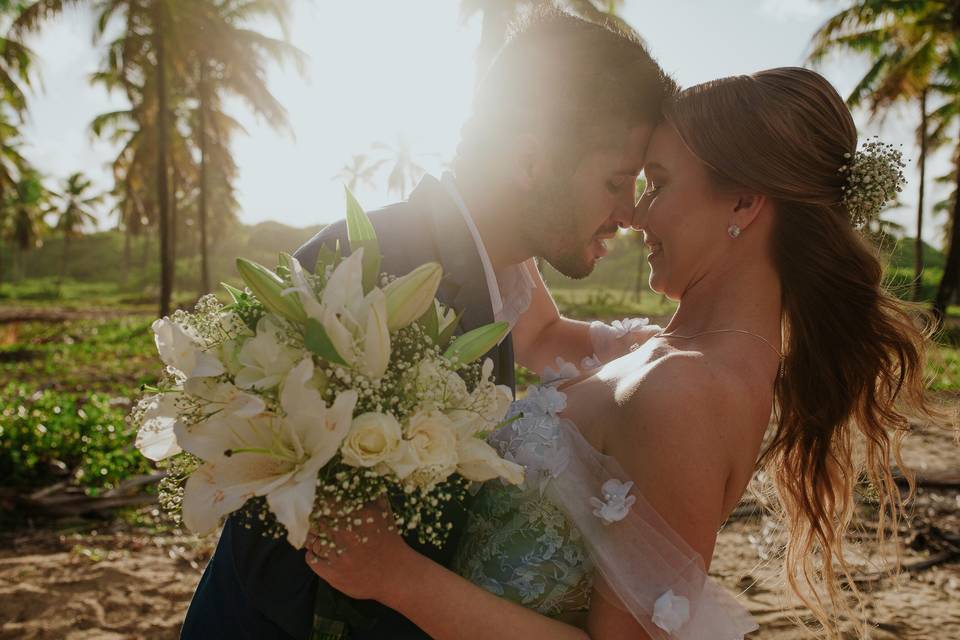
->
838 137 906 228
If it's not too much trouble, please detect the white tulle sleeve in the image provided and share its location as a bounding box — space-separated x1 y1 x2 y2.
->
497 386 758 639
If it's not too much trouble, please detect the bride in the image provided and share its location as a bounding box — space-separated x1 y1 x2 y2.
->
301 67 935 639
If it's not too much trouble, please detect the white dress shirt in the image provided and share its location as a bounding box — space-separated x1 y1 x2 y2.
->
440 172 536 330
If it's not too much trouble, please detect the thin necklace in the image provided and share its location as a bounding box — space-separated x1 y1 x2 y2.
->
651 328 785 361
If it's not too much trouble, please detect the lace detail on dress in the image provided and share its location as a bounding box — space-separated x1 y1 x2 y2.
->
453 382 593 617
453 479 594 617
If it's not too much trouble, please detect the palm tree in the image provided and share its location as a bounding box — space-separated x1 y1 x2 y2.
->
335 154 385 192
460 0 633 84
9 170 49 279
373 135 427 200
51 172 102 289
808 1 951 301
0 111 29 288
13 0 182 314
0 5 35 126
181 0 304 294
929 43 960 319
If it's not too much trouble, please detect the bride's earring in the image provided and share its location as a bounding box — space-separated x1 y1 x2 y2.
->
727 224 741 239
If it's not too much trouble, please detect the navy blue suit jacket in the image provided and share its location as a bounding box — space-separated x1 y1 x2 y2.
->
181 176 516 639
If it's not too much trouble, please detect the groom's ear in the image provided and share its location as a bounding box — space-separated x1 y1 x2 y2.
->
729 192 768 233
510 134 546 190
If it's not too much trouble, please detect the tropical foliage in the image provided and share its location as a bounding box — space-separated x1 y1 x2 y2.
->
809 0 960 319
10 0 304 312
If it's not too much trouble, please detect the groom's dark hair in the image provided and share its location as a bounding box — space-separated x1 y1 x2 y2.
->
454 7 677 175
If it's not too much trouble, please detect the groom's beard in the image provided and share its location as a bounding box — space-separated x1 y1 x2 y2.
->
526 183 603 280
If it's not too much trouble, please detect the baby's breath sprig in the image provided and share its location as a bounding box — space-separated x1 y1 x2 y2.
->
838 137 906 228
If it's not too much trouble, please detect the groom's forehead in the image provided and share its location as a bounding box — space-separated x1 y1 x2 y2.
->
584 122 654 173
584 123 656 164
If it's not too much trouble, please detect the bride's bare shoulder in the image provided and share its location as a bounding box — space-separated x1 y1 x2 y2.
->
604 351 751 561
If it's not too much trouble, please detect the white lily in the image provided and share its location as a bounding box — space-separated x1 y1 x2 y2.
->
179 358 358 548
287 249 390 378
152 318 225 379
234 317 301 390
183 378 266 419
134 393 183 461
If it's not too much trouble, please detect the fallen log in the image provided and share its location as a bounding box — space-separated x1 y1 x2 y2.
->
893 469 960 490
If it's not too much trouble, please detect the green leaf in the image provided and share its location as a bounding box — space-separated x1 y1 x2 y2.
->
345 186 381 293
443 321 509 368
418 299 440 343
221 282 245 304
304 318 348 365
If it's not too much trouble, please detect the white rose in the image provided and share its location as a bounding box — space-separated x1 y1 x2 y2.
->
385 439 420 480
341 412 403 468
455 437 524 485
406 410 458 477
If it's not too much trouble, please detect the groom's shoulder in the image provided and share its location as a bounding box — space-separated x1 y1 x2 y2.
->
292 200 429 273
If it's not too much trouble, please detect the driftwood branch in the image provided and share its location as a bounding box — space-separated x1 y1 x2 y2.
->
5 473 165 517
893 469 960 490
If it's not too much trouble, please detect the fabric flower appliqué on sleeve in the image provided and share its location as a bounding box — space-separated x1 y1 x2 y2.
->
525 385 567 416
589 479 636 525
652 589 691 633
542 357 580 385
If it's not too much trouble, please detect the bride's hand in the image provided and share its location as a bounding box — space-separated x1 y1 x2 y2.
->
303 500 412 602
589 317 662 363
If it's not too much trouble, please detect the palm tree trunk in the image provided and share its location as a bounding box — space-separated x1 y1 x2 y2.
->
933 149 960 322
171 168 180 295
153 3 173 317
58 234 70 292
914 89 928 301
122 221 131 285
198 63 211 295
141 231 150 276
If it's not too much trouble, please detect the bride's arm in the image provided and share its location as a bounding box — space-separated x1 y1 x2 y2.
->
512 259 659 373
303 508 589 640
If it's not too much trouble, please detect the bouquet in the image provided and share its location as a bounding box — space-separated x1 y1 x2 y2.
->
131 190 524 550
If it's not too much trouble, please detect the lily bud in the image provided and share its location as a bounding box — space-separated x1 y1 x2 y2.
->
236 258 307 325
443 321 509 368
383 262 443 332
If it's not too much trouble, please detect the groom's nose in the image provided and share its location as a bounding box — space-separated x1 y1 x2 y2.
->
610 195 636 230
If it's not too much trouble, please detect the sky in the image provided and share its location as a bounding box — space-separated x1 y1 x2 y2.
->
14 0 955 248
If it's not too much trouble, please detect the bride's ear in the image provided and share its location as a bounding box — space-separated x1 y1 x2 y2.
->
729 192 768 235
511 134 545 190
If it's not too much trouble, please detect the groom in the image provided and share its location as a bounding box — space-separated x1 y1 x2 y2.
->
181 9 675 640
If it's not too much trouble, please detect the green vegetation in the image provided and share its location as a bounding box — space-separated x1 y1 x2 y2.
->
0 318 159 492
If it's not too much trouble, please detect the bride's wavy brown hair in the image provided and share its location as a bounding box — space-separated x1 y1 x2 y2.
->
666 67 940 637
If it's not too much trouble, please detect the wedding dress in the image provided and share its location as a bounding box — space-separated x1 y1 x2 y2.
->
452 371 758 639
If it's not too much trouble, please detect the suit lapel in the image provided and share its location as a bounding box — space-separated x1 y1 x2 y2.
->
416 176 495 331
